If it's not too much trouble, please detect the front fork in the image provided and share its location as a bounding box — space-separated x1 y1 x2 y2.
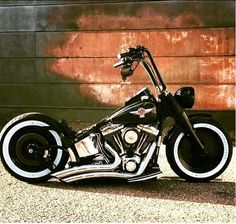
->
165 93 207 155
176 111 206 155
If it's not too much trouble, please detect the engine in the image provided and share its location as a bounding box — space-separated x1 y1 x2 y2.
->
100 123 159 172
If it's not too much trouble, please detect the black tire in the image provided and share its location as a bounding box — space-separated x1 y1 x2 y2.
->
0 113 68 183
166 119 233 182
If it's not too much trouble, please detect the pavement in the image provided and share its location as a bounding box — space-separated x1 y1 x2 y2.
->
0 146 235 223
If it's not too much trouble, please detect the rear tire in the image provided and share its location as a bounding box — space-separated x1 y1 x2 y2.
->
166 119 232 182
0 113 68 183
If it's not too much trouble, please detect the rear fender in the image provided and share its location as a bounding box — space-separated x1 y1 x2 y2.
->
0 113 75 146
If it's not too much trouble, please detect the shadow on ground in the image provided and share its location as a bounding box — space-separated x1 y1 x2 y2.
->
37 176 235 206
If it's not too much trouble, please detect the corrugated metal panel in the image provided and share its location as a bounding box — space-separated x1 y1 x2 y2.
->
0 0 136 6
36 28 234 57
0 32 35 57
36 1 235 31
0 56 234 84
0 1 234 31
42 56 235 85
0 0 234 127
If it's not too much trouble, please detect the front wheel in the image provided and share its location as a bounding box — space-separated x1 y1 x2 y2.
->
166 119 233 182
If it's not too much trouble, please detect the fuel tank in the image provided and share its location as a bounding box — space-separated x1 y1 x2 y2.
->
108 88 157 124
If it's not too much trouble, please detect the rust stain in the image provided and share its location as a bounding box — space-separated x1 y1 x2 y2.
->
155 28 234 56
46 56 235 110
195 85 235 110
173 12 204 27
79 84 122 106
79 84 157 107
78 83 235 110
47 57 235 84
76 12 203 30
42 8 235 110
199 57 235 84
48 58 119 83
41 4 206 31
40 1 235 31
43 6 78 29
163 30 188 44
45 28 235 57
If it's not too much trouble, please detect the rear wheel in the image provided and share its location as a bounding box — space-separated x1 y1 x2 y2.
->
166 120 232 181
0 114 68 183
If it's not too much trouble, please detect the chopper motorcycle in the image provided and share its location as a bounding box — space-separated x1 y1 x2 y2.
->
0 46 232 183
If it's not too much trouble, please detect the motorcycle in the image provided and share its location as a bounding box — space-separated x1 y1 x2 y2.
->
0 46 232 183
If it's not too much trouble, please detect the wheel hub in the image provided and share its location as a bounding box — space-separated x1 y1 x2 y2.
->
179 128 223 173
27 143 38 154
13 132 51 170
28 148 34 154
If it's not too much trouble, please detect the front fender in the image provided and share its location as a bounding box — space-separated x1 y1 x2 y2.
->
163 113 212 145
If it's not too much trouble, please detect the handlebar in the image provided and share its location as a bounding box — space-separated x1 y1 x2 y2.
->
113 45 166 91
113 46 144 68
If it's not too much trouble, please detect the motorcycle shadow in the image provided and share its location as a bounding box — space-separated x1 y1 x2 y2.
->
38 176 235 206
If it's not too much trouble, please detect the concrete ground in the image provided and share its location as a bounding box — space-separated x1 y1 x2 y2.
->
0 146 235 223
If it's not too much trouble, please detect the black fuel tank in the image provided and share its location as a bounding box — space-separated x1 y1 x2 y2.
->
125 87 154 106
108 88 157 125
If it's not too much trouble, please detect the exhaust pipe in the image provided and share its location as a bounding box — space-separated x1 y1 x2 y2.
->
60 142 158 183
62 172 131 183
51 142 121 179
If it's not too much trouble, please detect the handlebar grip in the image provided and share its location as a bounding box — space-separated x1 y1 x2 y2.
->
113 60 124 68
117 52 131 59
117 48 136 59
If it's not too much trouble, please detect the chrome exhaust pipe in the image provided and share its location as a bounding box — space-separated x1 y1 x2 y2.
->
62 172 131 183
61 142 157 183
51 142 121 179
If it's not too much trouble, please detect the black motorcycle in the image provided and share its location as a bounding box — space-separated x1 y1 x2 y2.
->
0 46 232 183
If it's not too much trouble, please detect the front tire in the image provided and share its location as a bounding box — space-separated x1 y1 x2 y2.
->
166 119 232 182
0 113 68 183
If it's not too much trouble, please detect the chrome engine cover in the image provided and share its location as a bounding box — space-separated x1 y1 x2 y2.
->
122 128 139 145
101 123 159 156
74 134 99 157
122 154 141 172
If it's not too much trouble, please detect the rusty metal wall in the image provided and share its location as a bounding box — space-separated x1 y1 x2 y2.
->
0 0 235 129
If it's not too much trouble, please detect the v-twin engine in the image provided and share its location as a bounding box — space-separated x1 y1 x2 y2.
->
101 123 159 171
52 123 161 183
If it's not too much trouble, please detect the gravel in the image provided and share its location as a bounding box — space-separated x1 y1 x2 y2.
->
0 146 235 223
